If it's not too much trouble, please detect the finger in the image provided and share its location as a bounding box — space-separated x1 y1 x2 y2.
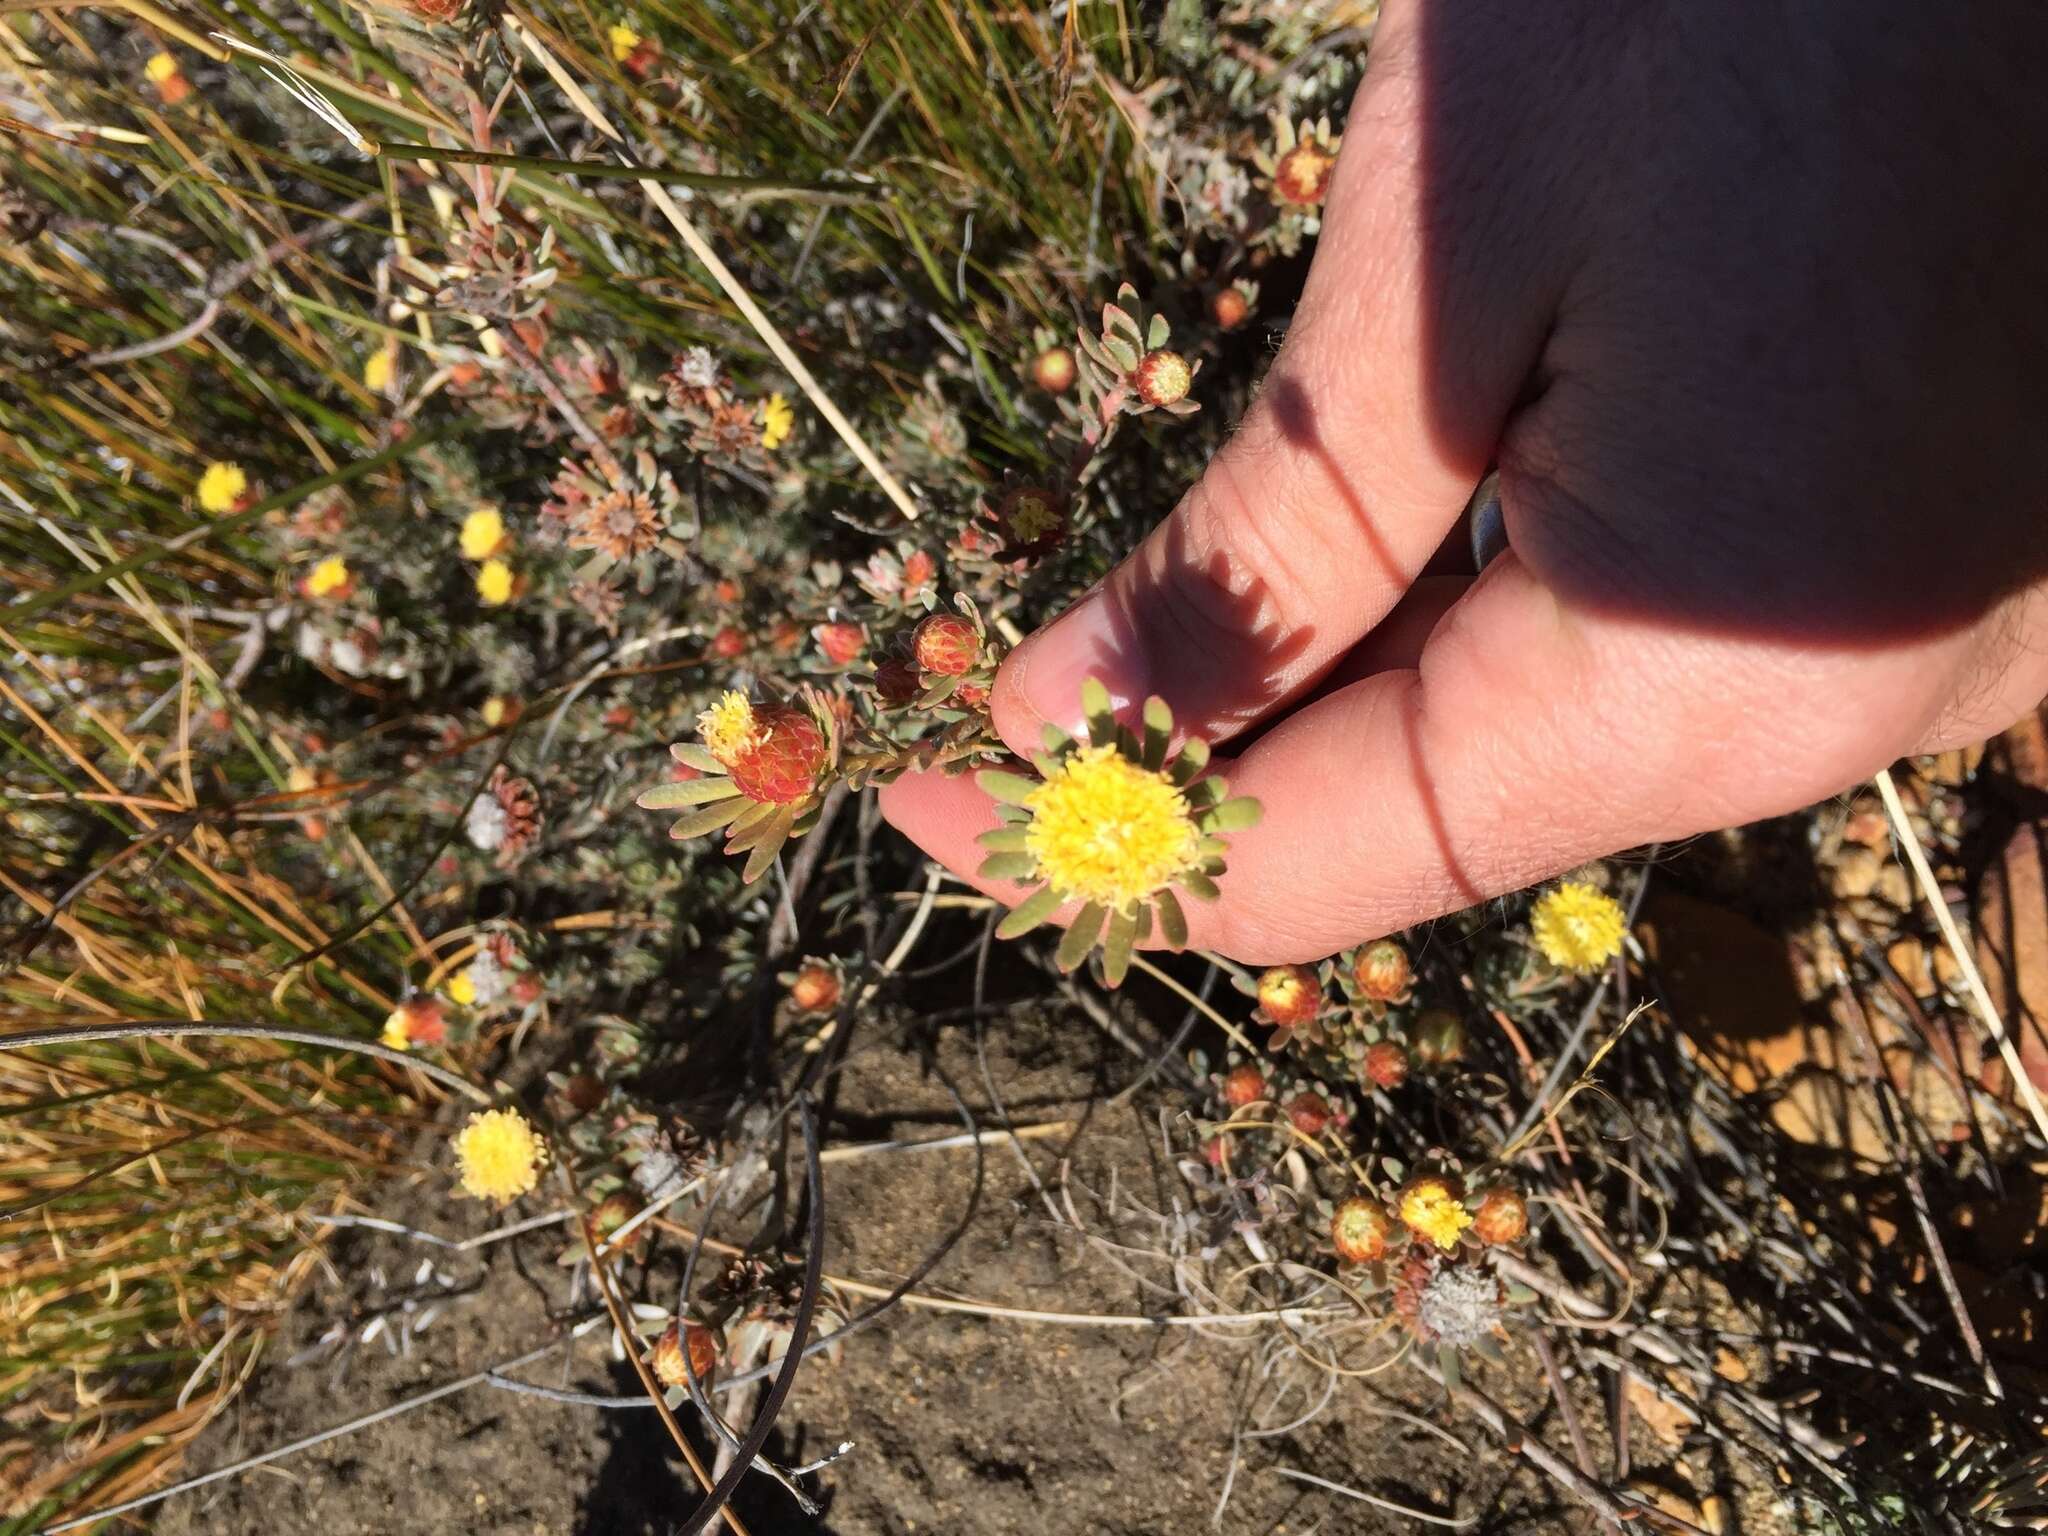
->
993 4 1563 756
878 574 1467 945
1180 552 1991 963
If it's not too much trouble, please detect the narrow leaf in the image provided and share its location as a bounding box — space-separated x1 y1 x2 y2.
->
976 851 1038 882
1055 903 1105 971
1201 797 1263 832
740 810 798 884
666 799 747 840
1179 871 1220 902
1145 313 1170 351
1155 889 1189 948
1142 695 1171 771
975 824 1031 852
638 777 741 810
670 742 724 773
1101 908 1136 989
979 769 1040 805
995 883 1062 939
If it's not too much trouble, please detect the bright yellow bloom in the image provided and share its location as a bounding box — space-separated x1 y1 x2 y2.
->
1530 881 1627 975
196 461 247 514
698 690 763 765
144 51 180 83
460 506 506 560
1398 1177 1473 1253
758 392 794 451
380 1009 412 1052
447 970 478 1007
305 556 352 599
475 559 514 605
480 696 510 728
362 345 395 392
1022 744 1202 914
608 23 641 61
453 1108 548 1202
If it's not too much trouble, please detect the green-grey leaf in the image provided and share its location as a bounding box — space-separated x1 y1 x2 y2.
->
975 824 1031 852
917 675 961 708
740 811 798 884
1079 676 1112 728
1171 737 1211 782
1039 723 1072 754
1145 313 1171 350
1179 871 1221 902
666 799 747 840
976 851 1038 882
723 801 788 853
1155 889 1189 948
1055 903 1106 971
638 777 741 810
1101 908 1136 989
995 883 1062 939
1142 695 1171 771
979 770 1039 805
670 743 724 773
1201 797 1263 832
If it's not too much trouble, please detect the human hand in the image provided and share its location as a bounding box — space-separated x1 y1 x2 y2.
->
883 0 2048 963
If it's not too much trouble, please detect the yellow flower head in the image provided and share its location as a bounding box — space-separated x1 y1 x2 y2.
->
453 1108 548 1202
480 695 510 728
380 1009 412 1052
460 505 506 560
1397 1176 1473 1253
1007 490 1061 543
608 22 641 61
758 392 794 451
1530 881 1627 975
144 51 181 83
197 461 248 514
1022 743 1203 914
447 969 478 1007
475 559 514 605
362 345 395 393
697 690 763 765
305 556 352 599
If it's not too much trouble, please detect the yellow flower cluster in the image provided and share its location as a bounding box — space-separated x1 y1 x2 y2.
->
197 461 247 514
304 556 351 599
453 1108 547 1202
608 23 641 61
475 559 514 605
460 506 506 560
698 690 763 764
1530 881 1627 975
1022 744 1202 913
1397 1177 1473 1253
362 345 395 393
759 392 794 451
144 51 181 83
1007 491 1061 543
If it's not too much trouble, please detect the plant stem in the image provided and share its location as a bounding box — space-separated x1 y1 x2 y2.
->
371 141 863 200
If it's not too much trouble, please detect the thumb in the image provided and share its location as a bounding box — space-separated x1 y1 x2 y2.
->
992 12 1556 755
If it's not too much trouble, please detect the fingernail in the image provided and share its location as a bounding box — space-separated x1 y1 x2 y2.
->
1003 588 1144 748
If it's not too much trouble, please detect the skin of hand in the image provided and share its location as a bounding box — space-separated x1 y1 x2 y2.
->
882 0 2048 964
